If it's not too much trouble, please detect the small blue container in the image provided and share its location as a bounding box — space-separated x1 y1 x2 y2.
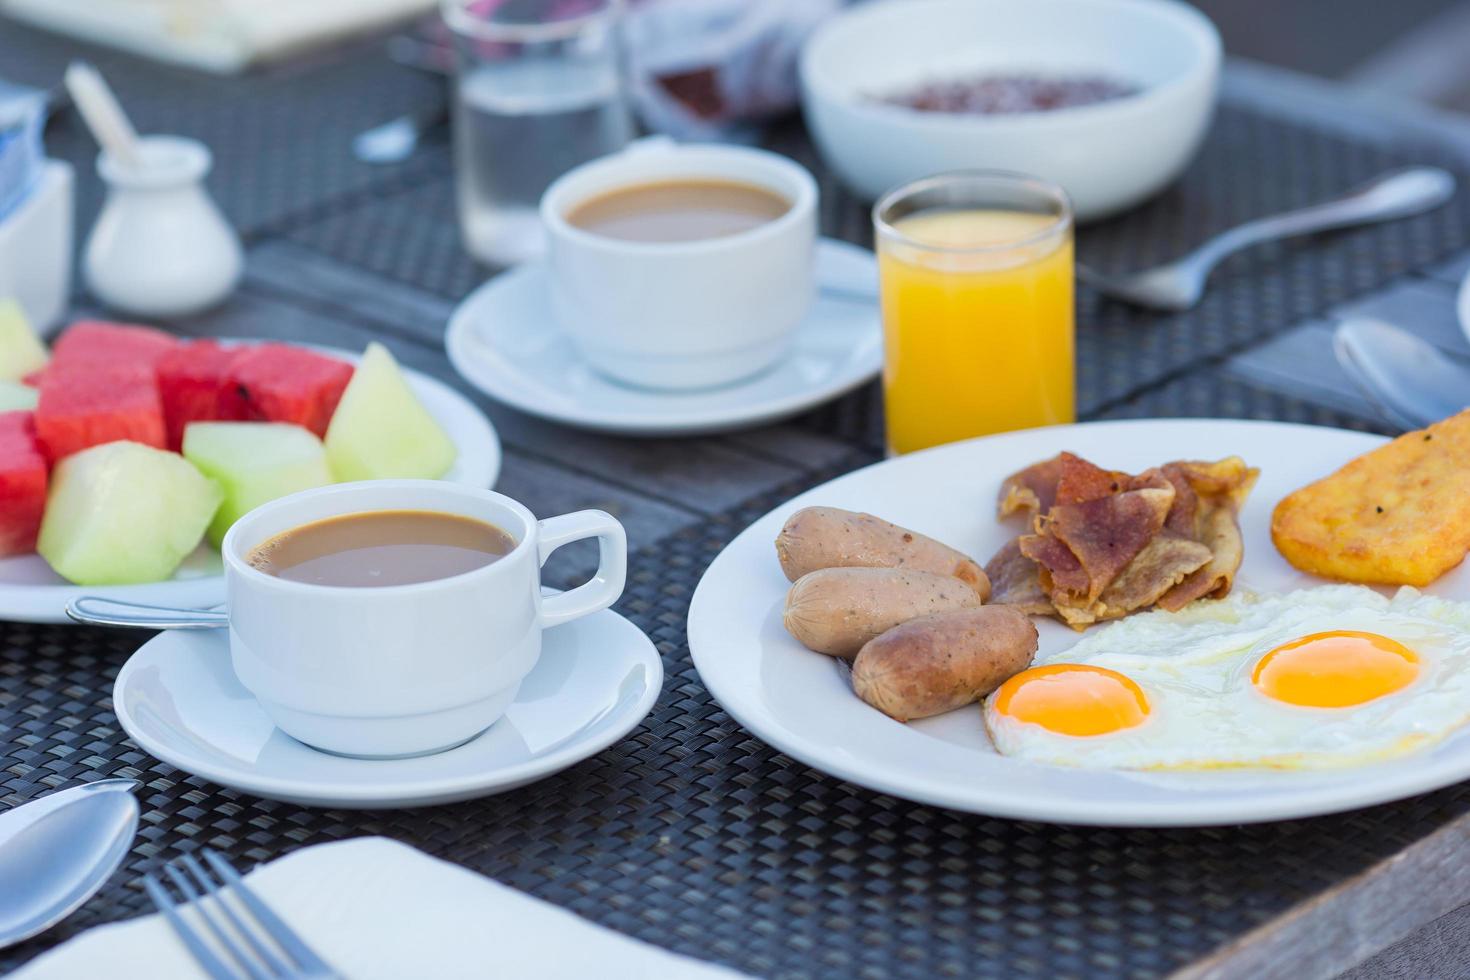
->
0 100 43 223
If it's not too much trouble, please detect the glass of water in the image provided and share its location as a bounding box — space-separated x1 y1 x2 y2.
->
442 0 634 266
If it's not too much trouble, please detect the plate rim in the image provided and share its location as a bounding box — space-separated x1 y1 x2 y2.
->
444 238 882 437
113 605 663 807
1456 267 1470 346
683 417 1470 826
0 338 503 624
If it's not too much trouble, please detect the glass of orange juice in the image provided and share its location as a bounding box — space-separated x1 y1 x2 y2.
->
873 172 1074 455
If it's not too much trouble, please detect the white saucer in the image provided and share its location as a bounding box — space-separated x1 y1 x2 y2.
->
445 238 882 436
113 607 662 808
0 340 502 624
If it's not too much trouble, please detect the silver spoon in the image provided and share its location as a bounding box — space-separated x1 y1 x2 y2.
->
1333 318 1469 430
66 596 226 630
0 779 139 949
69 587 576 630
1080 167 1456 312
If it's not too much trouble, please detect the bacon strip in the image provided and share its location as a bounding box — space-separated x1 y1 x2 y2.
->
983 537 1053 615
987 453 1258 627
1157 458 1259 610
1045 485 1174 601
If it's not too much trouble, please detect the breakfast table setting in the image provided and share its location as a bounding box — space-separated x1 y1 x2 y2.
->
6 1 1470 978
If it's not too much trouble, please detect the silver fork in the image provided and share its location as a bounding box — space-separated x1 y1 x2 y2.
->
1079 167 1455 312
143 849 341 980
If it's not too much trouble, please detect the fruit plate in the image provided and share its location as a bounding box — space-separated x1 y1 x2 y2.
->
689 419 1470 827
0 340 502 625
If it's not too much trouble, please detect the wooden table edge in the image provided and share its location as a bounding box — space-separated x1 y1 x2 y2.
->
1172 811 1470 979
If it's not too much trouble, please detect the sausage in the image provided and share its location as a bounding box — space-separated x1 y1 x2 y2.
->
782 567 984 659
851 606 1038 721
775 506 990 599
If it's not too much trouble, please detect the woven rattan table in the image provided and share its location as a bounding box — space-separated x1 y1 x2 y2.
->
4 17 1470 979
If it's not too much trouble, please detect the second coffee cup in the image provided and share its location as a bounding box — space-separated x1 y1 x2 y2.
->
541 143 818 391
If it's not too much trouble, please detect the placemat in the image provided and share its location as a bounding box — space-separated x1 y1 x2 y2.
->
3 422 1466 980
790 367 1396 455
0 19 448 242
1094 367 1396 435
279 99 1470 427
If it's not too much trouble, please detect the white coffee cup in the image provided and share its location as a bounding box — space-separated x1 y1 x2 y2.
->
221 480 627 759
541 142 818 390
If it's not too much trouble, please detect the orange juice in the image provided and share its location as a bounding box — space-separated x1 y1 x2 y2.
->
878 208 1074 455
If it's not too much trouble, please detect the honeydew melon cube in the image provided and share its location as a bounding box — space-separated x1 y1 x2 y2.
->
0 300 48 382
324 342 456 482
183 422 334 546
37 441 222 585
0 380 37 412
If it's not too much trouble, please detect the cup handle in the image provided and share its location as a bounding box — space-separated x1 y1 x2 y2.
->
537 510 628 629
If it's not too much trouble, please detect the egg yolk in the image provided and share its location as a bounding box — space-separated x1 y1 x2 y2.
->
1252 631 1419 708
992 664 1150 736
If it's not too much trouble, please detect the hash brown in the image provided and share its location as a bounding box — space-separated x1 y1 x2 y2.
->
1271 409 1470 586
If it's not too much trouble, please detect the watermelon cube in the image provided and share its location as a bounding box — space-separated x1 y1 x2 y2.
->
228 345 354 437
34 365 167 462
0 412 48 556
156 340 248 450
50 321 178 372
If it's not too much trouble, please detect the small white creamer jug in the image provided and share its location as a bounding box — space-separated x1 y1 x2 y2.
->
84 134 242 317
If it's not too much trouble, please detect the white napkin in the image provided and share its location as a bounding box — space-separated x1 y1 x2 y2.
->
0 0 437 73
16 837 752 979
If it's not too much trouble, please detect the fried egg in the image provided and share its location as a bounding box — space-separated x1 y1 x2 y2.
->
983 586 1470 770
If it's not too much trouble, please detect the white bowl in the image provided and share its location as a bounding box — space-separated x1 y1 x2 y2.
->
799 0 1221 221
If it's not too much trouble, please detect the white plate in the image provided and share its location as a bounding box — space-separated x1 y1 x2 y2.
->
0 340 502 624
1456 267 1470 346
689 418 1470 826
445 238 882 436
114 605 662 808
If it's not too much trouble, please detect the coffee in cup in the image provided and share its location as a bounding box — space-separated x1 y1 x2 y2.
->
564 178 792 243
222 480 627 758
542 143 818 391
